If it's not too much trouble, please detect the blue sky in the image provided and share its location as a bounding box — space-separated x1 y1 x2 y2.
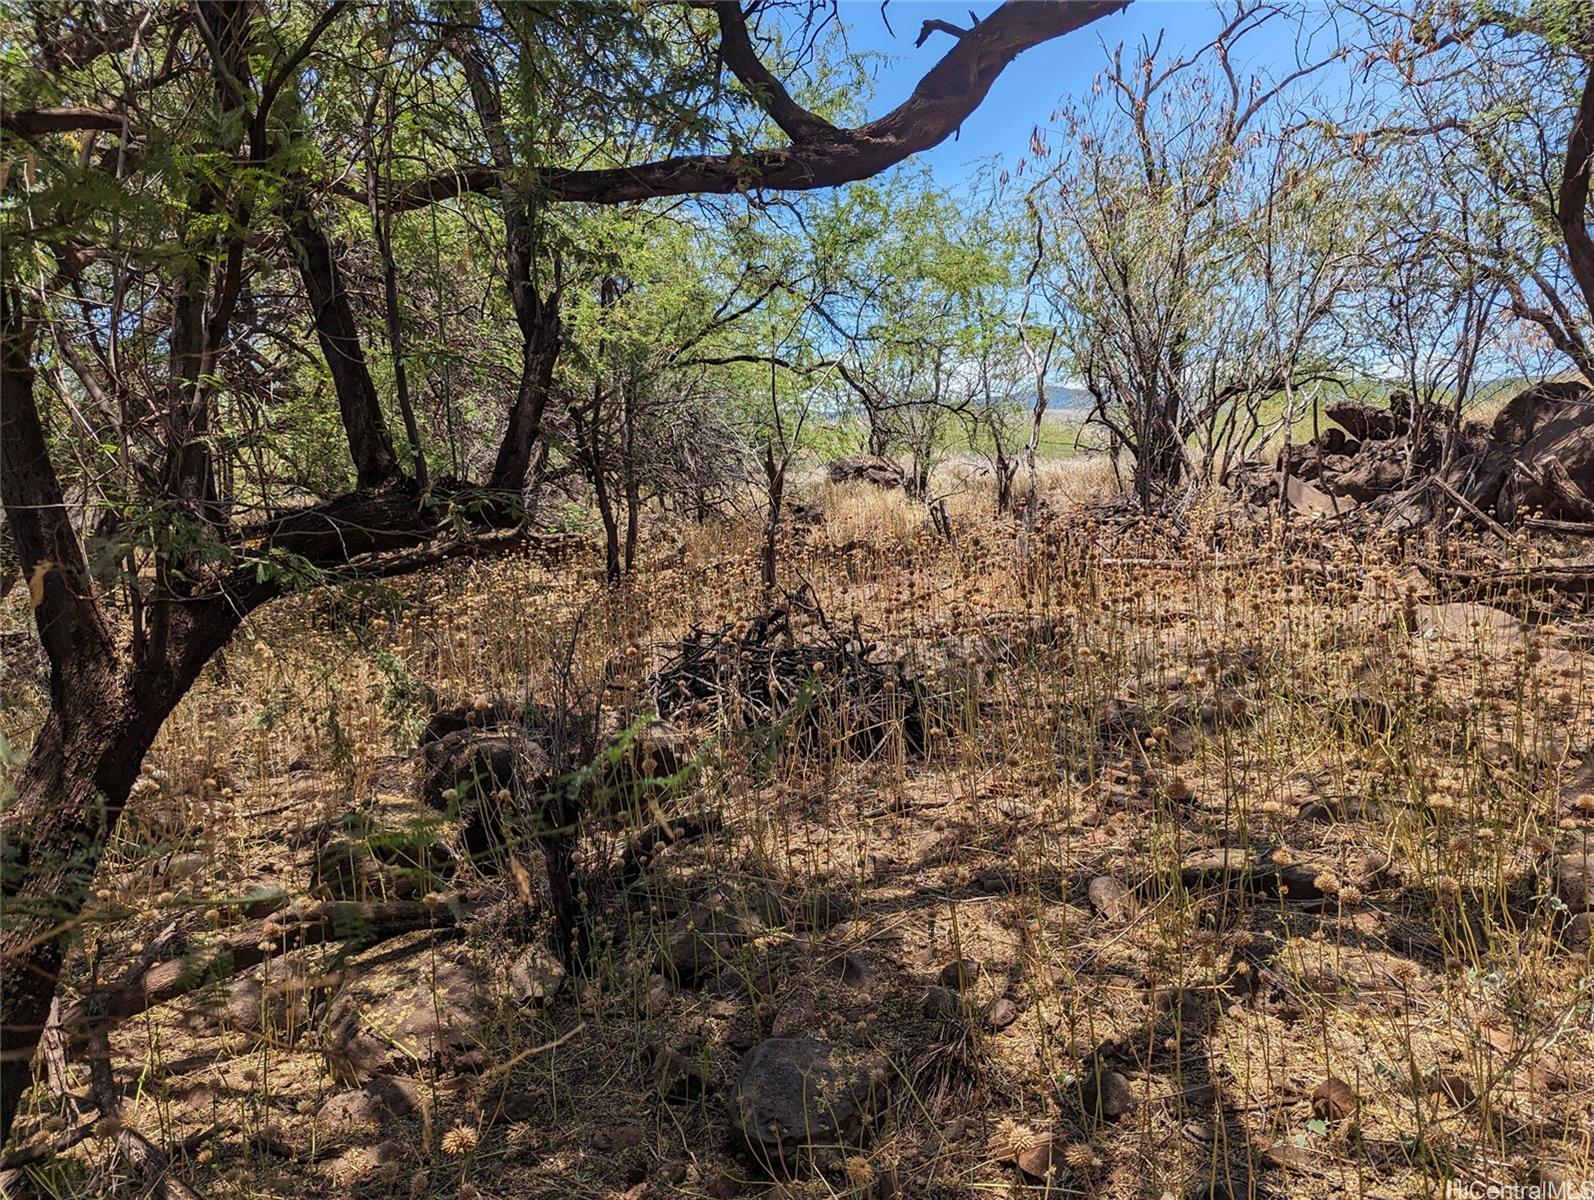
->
837 1 1332 189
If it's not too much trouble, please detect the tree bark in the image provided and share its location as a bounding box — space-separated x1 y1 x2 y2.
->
286 202 401 488
1558 66 1594 327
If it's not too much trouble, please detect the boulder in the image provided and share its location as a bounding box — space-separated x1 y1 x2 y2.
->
1327 399 1400 442
1319 441 1406 502
419 730 550 863
325 954 490 1076
826 455 905 489
1491 381 1594 521
732 1038 888 1166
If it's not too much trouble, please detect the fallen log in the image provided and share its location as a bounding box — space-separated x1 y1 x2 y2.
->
1414 559 1594 606
1524 517 1594 537
1517 456 1594 522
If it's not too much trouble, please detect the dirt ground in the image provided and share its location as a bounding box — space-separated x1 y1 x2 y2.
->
3 481 1593 1199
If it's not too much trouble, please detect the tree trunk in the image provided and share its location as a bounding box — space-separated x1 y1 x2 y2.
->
0 627 235 1135
490 296 562 494
761 447 786 594
287 202 400 488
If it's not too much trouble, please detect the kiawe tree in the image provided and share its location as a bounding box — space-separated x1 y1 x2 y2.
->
0 0 1126 1140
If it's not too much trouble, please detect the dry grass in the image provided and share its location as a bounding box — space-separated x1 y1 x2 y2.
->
2 485 1593 1200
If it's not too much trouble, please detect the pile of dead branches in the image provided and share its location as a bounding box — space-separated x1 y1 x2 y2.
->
648 606 929 758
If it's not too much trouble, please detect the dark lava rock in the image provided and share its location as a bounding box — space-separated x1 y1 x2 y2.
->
732 1038 888 1166
1068 1064 1134 1123
938 958 982 991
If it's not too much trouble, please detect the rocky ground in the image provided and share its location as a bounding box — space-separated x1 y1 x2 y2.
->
3 477 1594 1200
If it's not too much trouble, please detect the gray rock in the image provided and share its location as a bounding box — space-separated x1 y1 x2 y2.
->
508 946 567 1007
1087 875 1129 920
732 1038 888 1165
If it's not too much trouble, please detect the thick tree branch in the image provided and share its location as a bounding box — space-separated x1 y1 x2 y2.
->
0 106 124 137
284 202 402 487
713 1 836 142
0 289 115 682
385 0 1128 209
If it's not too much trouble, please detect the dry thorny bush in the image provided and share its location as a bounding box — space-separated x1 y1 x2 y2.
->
2 477 1593 1200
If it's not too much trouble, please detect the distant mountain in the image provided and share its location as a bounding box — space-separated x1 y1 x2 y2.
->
999 385 1093 413
1047 386 1093 413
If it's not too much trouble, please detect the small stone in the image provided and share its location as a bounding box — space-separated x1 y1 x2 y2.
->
1087 875 1129 920
1311 1077 1356 1121
508 947 566 1007
938 958 981 991
1426 1069 1476 1107
983 997 1019 1031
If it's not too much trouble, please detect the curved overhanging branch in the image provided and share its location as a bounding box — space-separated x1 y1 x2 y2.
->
384 0 1129 209
711 0 837 143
